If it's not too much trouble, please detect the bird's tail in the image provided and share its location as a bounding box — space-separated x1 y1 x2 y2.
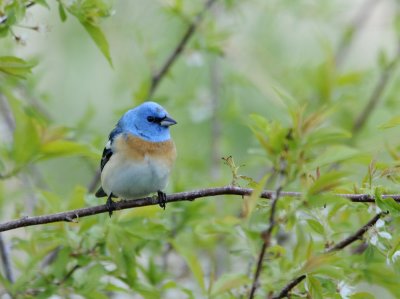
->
95 187 107 198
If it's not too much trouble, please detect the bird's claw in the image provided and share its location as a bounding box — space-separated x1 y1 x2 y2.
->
157 191 167 210
106 194 116 217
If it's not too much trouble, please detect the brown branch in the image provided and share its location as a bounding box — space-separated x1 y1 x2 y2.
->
249 156 287 299
352 42 400 133
248 187 282 299
271 275 306 299
148 0 218 98
56 264 80 285
326 212 385 253
0 186 399 233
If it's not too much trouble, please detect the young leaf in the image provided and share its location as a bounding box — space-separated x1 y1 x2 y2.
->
40 140 99 160
171 241 206 293
306 145 358 170
350 293 375 299
374 189 400 214
210 273 250 296
35 0 50 9
307 219 325 235
0 56 35 79
379 115 400 129
58 2 68 22
81 21 113 67
307 171 347 196
306 275 324 299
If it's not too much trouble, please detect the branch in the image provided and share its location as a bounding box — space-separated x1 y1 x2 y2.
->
147 0 218 98
335 0 380 67
56 264 80 285
0 186 399 233
248 187 282 299
249 156 287 299
271 275 306 299
269 212 385 298
352 42 400 133
0 2 35 25
326 212 385 253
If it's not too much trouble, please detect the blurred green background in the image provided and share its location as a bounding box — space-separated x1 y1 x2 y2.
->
1 0 400 298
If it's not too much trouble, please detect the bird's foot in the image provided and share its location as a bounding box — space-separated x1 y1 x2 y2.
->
157 191 167 210
106 194 116 217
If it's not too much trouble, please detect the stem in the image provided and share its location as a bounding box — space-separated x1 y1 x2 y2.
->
0 186 398 233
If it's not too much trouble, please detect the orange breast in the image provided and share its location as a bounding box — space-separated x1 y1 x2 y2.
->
114 134 177 167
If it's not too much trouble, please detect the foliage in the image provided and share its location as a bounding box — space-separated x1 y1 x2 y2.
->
1 0 400 298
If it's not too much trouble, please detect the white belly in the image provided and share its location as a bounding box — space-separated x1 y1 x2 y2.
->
101 155 170 199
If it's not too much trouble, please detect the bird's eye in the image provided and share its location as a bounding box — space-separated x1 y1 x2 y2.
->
147 116 155 123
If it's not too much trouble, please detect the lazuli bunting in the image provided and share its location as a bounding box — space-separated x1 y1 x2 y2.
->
95 101 177 216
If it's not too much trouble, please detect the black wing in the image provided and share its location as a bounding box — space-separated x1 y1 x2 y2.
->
100 145 113 171
99 126 122 171
95 127 122 198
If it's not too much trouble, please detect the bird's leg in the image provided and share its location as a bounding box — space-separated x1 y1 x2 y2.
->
157 191 167 210
106 193 116 217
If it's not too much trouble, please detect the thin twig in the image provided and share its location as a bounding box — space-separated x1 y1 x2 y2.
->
272 212 387 299
271 275 306 299
353 42 400 133
148 0 218 98
326 212 385 253
335 0 380 67
0 2 35 25
270 212 384 298
249 157 286 299
210 57 221 180
0 234 13 283
248 189 282 299
0 186 399 233
0 94 15 135
56 264 80 285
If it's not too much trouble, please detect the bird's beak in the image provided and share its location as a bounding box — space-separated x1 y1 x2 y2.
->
160 116 177 127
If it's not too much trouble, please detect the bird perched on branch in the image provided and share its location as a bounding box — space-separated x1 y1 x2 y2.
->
95 102 177 216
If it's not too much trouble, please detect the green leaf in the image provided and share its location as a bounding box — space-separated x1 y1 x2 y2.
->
58 2 68 22
300 254 338 274
11 112 41 164
0 56 35 79
172 241 206 293
307 171 347 196
379 115 400 129
306 127 351 146
40 140 99 160
81 21 113 67
35 0 50 9
306 145 358 170
242 173 269 218
211 273 250 296
375 189 400 214
307 219 325 235
350 292 375 299
306 275 323 299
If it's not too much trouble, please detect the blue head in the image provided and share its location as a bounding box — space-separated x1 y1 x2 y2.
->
118 102 177 142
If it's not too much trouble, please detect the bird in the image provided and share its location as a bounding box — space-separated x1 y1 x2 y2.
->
95 101 177 216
